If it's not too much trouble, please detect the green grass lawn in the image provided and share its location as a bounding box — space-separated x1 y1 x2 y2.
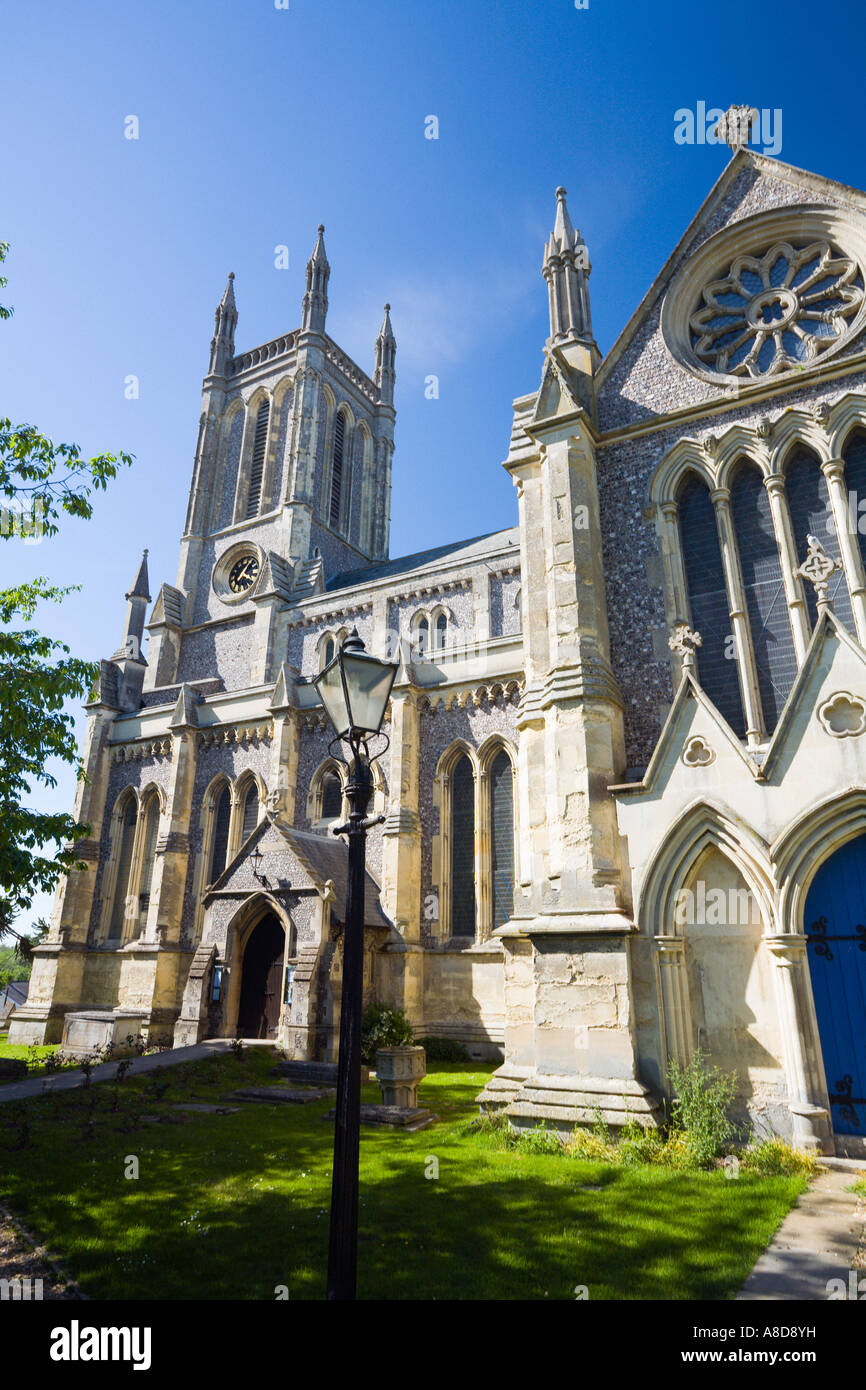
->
0 1035 82 1078
0 1050 806 1300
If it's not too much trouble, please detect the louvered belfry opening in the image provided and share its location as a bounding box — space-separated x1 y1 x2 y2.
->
209 786 232 884
490 750 514 931
677 473 746 737
451 755 476 937
330 411 345 529
245 400 270 518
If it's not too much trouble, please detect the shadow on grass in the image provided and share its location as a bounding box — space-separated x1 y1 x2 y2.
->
0 1055 804 1301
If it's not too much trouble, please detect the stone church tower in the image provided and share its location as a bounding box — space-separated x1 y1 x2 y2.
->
14 118 866 1155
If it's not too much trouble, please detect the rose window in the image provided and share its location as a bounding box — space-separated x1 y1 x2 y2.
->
688 240 864 379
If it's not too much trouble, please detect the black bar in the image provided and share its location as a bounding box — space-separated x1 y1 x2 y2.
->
325 752 372 1301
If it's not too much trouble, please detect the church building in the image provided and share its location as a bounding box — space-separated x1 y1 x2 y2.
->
12 109 866 1156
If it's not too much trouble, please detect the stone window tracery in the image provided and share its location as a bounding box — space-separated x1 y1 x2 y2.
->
108 796 138 940
208 784 232 885
101 785 165 945
434 739 517 944
410 611 429 658
689 240 864 380
137 795 161 917
240 781 261 844
450 755 476 938
654 408 866 745
318 627 348 672
307 759 347 827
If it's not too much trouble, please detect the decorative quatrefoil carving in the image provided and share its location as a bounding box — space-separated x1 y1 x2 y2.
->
817 691 866 738
682 735 716 766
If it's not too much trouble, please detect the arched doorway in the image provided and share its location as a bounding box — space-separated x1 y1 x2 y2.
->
237 914 286 1039
804 836 866 1135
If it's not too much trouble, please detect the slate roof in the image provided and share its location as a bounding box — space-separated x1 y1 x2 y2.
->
277 825 391 929
0 979 29 1018
327 528 519 592
211 815 391 930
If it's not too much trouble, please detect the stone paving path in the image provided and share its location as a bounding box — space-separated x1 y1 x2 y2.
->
0 1038 276 1105
737 1159 866 1300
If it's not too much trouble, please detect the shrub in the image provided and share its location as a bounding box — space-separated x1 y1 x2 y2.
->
417 1035 470 1062
511 1121 564 1155
564 1127 618 1163
361 1003 414 1066
465 1110 511 1139
740 1137 819 1179
667 1048 737 1166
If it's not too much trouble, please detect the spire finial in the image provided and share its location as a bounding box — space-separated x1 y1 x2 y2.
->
127 548 150 602
220 271 236 307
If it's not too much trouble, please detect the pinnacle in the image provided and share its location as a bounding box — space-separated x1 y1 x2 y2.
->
220 272 237 310
127 548 151 602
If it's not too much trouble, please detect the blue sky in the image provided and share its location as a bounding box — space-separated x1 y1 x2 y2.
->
2 0 865 931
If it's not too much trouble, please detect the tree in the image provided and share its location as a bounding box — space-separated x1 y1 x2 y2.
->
0 241 133 941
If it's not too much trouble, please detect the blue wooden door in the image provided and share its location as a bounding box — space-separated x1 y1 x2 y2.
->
804 837 866 1135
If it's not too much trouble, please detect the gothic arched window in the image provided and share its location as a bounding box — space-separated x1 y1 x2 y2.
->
209 785 232 885
844 433 866 586
434 612 448 650
246 399 271 519
677 473 746 736
785 448 850 629
330 410 346 529
730 462 796 730
490 750 514 931
137 797 161 917
450 755 476 937
414 614 429 657
241 782 260 844
321 771 343 820
108 798 138 939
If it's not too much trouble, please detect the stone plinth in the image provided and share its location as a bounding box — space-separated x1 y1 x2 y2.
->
375 1045 426 1108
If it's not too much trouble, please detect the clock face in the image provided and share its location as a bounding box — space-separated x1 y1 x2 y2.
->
228 554 259 594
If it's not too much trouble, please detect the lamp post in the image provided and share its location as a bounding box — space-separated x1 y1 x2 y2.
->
312 628 397 1302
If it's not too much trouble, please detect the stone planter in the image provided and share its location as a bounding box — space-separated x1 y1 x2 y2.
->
375 1045 426 1109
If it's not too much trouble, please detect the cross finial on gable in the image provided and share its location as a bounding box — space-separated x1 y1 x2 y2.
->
712 105 758 153
796 534 841 612
669 622 702 669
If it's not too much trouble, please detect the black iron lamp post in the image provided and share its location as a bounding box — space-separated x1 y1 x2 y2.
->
312 628 397 1302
